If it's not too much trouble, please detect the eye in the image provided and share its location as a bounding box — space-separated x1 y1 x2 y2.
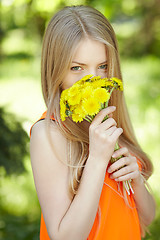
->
98 64 108 70
71 66 82 71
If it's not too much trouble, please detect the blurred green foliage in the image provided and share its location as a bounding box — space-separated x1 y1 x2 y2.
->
0 209 40 240
0 107 29 175
0 108 40 239
1 0 160 59
0 0 160 239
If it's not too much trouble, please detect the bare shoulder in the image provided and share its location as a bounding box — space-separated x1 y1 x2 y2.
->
30 119 67 164
30 119 69 191
30 120 71 237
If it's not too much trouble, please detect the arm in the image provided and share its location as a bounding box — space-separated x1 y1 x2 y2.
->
30 106 122 240
107 147 156 226
131 174 156 226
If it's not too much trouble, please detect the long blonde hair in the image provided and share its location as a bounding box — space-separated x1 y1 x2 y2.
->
41 5 153 235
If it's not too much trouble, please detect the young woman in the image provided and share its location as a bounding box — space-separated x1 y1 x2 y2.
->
30 5 155 240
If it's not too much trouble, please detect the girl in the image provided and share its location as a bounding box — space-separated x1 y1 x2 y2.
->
30 5 155 240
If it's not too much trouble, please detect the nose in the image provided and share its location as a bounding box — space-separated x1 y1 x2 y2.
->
88 68 97 76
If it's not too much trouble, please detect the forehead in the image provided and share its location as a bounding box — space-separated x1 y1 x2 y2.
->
72 38 107 63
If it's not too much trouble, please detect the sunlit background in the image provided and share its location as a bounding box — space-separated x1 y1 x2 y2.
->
0 0 160 239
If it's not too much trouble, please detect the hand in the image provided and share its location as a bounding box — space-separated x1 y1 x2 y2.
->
107 147 142 185
88 106 123 165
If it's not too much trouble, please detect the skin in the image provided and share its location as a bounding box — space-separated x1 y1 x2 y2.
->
30 38 155 240
62 38 108 90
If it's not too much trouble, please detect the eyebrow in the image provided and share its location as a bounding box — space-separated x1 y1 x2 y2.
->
72 61 108 66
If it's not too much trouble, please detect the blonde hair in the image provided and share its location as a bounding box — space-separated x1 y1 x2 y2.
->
41 5 153 236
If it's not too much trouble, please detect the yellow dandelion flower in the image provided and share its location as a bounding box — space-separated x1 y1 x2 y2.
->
105 80 114 88
70 105 76 112
77 74 93 84
93 88 110 103
111 77 121 83
110 77 123 91
72 80 82 87
74 104 87 118
60 89 69 101
60 74 123 122
72 113 84 123
82 81 91 88
102 77 109 81
82 97 100 116
81 86 93 99
68 85 80 96
91 79 106 88
117 81 123 91
68 92 81 106
90 76 101 82
119 84 123 91
60 100 67 121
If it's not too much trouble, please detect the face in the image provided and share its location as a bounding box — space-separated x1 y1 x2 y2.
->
62 38 108 90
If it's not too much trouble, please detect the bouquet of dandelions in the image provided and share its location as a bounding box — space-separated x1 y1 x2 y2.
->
60 75 134 195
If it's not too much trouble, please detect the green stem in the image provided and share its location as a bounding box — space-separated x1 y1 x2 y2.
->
104 100 108 108
110 141 120 164
85 116 92 123
102 115 108 122
109 87 115 96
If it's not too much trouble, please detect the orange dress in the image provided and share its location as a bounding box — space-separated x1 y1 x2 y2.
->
30 111 141 240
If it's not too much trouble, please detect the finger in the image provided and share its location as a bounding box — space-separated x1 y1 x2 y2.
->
91 106 116 126
110 164 133 179
109 127 123 142
98 117 117 132
108 113 113 118
114 170 140 182
108 157 131 173
112 147 130 158
105 126 117 136
111 163 139 180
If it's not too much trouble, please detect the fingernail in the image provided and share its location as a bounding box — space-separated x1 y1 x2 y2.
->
112 153 116 158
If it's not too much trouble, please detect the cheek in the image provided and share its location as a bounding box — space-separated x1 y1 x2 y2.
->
61 72 72 90
62 75 80 90
98 71 108 78
61 81 70 90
